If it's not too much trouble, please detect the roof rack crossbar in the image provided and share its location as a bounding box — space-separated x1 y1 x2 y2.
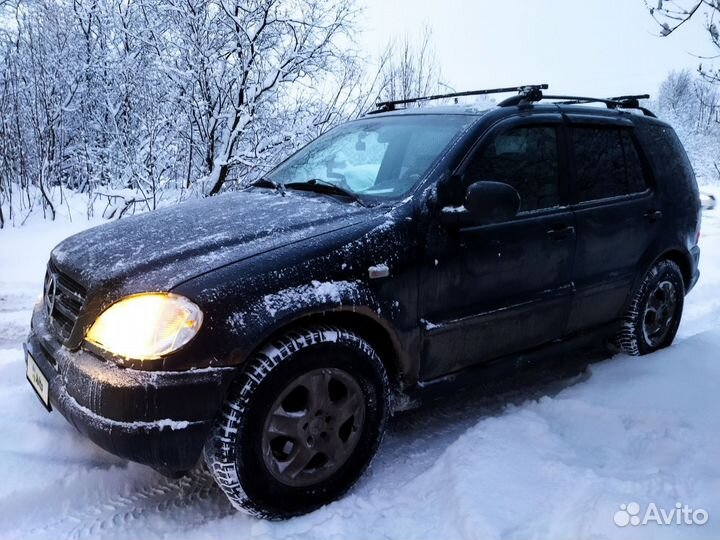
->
543 95 625 107
498 91 656 118
608 94 651 102
544 95 656 117
374 84 549 112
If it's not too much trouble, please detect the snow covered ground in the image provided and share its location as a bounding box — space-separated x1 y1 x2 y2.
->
1 191 719 540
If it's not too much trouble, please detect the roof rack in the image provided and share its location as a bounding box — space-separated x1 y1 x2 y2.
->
371 85 656 117
372 84 549 113
498 89 656 117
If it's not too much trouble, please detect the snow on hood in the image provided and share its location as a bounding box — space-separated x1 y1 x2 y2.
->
50 189 370 294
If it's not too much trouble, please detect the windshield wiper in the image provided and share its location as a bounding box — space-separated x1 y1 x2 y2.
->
249 177 286 194
284 178 364 206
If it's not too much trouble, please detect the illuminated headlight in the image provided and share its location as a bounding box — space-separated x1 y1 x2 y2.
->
86 293 203 360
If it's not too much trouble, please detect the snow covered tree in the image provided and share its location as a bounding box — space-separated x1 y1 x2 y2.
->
0 0 362 226
645 1 720 83
377 26 445 105
154 0 358 196
655 69 720 183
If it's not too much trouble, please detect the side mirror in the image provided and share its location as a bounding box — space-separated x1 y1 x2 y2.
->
465 181 521 223
440 181 520 226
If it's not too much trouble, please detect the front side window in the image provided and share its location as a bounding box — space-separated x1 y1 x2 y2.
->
572 127 648 202
464 126 560 213
270 115 476 200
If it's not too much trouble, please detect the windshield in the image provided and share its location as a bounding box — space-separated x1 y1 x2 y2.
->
268 115 475 200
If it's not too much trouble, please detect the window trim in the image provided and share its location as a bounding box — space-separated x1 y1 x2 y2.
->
571 187 653 212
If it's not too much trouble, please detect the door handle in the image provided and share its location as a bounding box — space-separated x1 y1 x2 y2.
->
546 224 575 240
643 209 663 222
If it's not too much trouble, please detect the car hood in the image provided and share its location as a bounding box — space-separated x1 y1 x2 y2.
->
51 189 371 295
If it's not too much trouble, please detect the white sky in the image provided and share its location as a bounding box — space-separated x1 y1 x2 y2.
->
359 0 715 99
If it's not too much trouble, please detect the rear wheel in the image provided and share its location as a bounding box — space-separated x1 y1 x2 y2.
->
204 326 389 519
615 259 685 355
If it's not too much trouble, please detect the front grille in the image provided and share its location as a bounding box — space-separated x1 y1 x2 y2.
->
44 260 87 341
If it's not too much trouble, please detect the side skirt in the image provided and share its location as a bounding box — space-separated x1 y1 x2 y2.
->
395 322 619 411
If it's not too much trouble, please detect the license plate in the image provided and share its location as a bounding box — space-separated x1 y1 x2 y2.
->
26 350 51 410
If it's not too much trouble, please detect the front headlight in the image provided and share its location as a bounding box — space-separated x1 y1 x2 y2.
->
86 293 203 360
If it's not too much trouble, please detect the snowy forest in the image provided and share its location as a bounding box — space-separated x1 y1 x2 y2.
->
0 0 446 227
0 0 718 227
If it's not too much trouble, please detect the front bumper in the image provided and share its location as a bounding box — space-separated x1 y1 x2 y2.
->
26 305 235 474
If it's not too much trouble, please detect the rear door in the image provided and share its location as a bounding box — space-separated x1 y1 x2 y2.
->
564 116 658 332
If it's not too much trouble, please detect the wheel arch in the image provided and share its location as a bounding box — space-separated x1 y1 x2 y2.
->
620 246 692 320
660 249 692 289
253 307 408 391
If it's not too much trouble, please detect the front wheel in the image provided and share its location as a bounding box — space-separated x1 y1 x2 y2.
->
615 259 685 356
204 326 389 519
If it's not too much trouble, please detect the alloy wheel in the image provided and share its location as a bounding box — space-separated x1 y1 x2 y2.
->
261 368 366 487
642 280 678 348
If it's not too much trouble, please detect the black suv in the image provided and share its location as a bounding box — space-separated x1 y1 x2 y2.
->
25 86 701 519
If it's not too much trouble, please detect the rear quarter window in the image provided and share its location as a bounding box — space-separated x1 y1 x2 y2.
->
633 123 698 199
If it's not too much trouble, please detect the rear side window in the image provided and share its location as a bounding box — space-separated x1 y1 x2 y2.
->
465 126 560 212
572 127 648 202
634 124 698 198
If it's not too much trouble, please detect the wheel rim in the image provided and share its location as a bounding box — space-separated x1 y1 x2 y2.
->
642 280 678 348
261 368 366 488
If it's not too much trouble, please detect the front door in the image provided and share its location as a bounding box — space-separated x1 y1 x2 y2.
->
419 118 576 380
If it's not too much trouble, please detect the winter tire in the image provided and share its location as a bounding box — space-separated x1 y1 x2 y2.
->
616 259 685 356
204 325 390 519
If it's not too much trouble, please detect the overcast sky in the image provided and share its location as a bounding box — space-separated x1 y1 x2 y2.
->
359 0 714 99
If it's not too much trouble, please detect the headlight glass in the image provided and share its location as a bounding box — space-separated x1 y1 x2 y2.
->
86 293 203 360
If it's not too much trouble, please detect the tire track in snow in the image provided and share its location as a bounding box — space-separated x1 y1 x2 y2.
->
64 468 233 540
0 316 33 348
0 291 38 313
0 290 36 349
3 467 235 540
